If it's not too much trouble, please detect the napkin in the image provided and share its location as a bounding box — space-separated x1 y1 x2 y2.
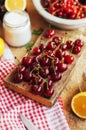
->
0 47 70 130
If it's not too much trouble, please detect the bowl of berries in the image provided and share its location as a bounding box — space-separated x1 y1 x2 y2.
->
32 0 86 30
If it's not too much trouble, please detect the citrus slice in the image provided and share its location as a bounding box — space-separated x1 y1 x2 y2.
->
5 0 26 11
71 92 86 119
0 37 5 57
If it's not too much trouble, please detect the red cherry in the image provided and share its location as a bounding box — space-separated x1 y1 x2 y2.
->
31 76 43 85
51 71 62 82
33 47 41 55
55 49 63 60
13 72 23 83
58 62 68 72
16 65 25 74
61 44 67 51
40 55 50 66
50 0 56 3
39 66 49 78
49 65 58 74
31 85 43 95
22 56 33 67
52 36 62 46
44 85 54 98
41 0 49 8
78 0 86 5
74 39 84 47
66 40 73 49
72 46 81 54
39 43 46 51
49 6 56 14
46 41 56 50
64 55 74 64
53 57 59 65
23 69 32 81
45 28 55 38
44 79 53 88
45 50 54 57
54 2 59 8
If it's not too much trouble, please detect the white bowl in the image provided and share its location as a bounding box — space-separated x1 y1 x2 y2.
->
32 0 86 30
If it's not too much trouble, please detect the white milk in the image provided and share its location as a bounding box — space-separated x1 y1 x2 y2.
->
3 11 31 47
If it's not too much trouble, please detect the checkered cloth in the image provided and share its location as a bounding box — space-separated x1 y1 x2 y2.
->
0 59 70 130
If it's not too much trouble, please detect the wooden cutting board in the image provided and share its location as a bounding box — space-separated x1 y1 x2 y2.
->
4 30 85 107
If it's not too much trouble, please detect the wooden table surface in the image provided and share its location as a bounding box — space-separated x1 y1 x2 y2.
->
0 0 86 129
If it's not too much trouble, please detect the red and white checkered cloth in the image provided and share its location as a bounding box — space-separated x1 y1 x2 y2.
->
0 59 70 130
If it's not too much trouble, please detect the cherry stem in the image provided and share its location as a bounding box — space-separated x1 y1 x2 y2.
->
45 79 49 90
15 56 20 66
48 24 51 29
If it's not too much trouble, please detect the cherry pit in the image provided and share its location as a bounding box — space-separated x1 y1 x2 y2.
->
13 28 84 98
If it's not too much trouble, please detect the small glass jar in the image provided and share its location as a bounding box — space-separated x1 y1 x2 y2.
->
3 10 31 47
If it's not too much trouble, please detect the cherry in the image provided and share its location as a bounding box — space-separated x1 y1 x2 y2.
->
66 40 73 49
55 49 63 60
31 84 43 95
15 65 25 74
49 6 56 14
50 0 56 3
32 47 41 55
54 2 59 8
58 61 68 72
39 43 46 52
32 56 39 63
45 50 54 57
39 66 49 78
43 80 54 98
13 72 23 83
40 55 50 66
78 0 86 5
44 79 53 88
53 57 59 65
51 71 62 82
74 39 84 47
52 36 62 46
31 75 43 85
44 86 54 98
41 0 49 8
44 28 55 38
46 41 56 51
61 44 67 51
22 56 33 67
49 65 58 74
64 55 74 64
72 46 81 54
23 69 32 81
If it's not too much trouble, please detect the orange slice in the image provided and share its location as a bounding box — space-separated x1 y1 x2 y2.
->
71 92 86 119
5 0 26 11
0 38 5 57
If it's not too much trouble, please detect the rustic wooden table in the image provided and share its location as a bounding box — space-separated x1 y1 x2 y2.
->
0 0 86 129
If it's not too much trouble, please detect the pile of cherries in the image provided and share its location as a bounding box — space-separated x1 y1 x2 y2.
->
41 0 86 19
13 28 84 98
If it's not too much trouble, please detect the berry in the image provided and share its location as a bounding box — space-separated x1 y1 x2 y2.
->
13 72 23 83
45 28 55 38
74 39 84 47
64 55 74 64
58 62 68 72
72 46 81 54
